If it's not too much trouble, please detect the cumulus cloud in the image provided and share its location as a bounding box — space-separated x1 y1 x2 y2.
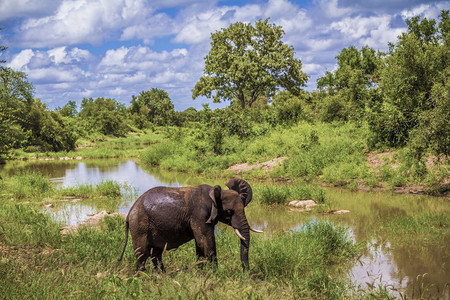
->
5 0 446 110
14 0 152 47
8 49 34 69
0 0 62 21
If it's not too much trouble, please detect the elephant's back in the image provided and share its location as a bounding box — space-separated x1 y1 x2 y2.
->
140 187 193 237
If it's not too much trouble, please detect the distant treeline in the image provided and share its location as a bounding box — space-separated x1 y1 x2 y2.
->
0 11 448 162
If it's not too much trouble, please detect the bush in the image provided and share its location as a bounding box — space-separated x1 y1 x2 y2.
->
5 173 53 200
257 183 325 205
140 141 176 165
253 220 358 298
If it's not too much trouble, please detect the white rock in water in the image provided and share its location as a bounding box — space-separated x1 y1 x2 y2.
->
288 200 317 209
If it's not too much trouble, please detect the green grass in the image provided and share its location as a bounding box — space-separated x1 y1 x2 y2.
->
12 131 165 160
386 213 450 244
0 207 363 299
7 121 448 192
0 171 370 299
2 170 448 299
254 183 326 205
0 172 124 203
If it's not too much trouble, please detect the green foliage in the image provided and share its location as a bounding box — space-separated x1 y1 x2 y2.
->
56 100 77 117
256 183 325 205
78 97 129 136
58 180 122 199
372 11 449 149
27 99 77 152
0 66 76 158
386 213 450 244
408 66 450 157
192 19 308 109
253 221 358 298
316 46 381 122
0 202 62 247
129 88 175 127
140 141 176 165
270 90 310 125
2 172 53 200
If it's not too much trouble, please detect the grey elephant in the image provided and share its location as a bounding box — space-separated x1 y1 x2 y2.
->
118 178 262 272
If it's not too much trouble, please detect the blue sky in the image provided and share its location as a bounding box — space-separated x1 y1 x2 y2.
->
0 0 448 111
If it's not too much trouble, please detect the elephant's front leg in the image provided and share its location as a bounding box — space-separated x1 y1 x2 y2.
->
193 225 217 264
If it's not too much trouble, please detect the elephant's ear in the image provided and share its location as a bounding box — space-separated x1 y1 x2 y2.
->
206 185 222 224
225 178 252 207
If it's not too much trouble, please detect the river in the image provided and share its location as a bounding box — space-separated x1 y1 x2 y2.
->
1 159 449 298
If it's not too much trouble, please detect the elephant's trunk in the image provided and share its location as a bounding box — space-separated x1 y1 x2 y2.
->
239 226 250 270
232 215 250 270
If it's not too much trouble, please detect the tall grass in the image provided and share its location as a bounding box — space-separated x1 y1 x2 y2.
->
2 172 53 200
386 213 450 243
58 180 122 199
0 206 362 299
255 183 326 205
0 172 123 202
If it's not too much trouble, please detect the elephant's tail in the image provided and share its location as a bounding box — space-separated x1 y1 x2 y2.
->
117 217 129 266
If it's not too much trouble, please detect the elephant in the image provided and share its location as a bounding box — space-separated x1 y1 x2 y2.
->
117 178 262 272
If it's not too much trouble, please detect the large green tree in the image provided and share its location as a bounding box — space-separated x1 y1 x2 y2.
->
192 19 308 109
371 10 449 150
129 88 175 127
79 97 129 136
316 45 381 121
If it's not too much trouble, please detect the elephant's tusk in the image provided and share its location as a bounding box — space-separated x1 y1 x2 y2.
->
250 226 263 233
234 228 246 241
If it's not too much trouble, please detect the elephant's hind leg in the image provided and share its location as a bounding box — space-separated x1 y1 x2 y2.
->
151 247 165 272
133 234 150 272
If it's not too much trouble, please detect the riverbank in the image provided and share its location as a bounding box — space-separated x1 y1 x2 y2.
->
6 122 449 196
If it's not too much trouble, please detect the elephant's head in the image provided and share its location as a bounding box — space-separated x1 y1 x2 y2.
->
207 178 262 270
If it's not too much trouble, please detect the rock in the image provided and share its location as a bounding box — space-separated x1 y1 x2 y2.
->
227 157 286 173
334 210 350 214
288 200 317 209
61 210 126 235
322 209 351 215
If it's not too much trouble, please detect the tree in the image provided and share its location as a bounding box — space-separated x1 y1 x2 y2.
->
129 88 175 126
372 10 449 148
192 19 308 109
79 97 129 136
28 99 77 151
316 45 381 121
56 100 77 117
0 41 34 160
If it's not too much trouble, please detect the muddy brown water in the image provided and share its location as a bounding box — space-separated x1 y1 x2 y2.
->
1 159 449 298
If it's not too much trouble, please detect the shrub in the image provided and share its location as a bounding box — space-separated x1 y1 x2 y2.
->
257 183 325 205
140 141 175 165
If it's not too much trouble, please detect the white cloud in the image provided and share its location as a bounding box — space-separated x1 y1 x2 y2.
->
28 67 79 83
330 16 391 39
0 0 61 21
120 13 176 43
302 63 324 75
401 2 449 20
8 49 34 69
15 0 152 47
320 0 353 18
7 0 442 109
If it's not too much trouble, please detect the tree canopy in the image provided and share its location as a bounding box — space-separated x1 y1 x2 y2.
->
129 88 175 127
192 19 308 109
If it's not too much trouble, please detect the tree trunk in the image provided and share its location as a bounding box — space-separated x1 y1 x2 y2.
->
237 92 245 109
